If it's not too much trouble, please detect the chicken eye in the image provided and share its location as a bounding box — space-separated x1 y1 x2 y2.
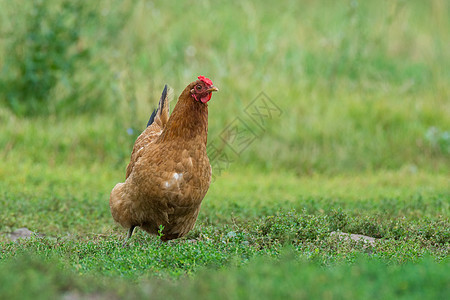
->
196 85 202 90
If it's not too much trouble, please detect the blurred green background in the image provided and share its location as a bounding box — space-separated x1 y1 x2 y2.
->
1 0 448 177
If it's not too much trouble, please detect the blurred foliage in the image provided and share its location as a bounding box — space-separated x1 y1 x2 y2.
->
0 250 446 299
153 255 450 300
0 0 446 174
0 0 120 116
0 254 138 300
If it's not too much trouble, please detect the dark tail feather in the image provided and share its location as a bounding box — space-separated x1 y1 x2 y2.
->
147 109 157 127
147 84 168 127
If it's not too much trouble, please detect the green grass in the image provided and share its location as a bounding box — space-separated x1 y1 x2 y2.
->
0 0 449 299
1 253 448 300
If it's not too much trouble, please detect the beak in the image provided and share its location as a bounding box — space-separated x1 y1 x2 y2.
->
207 86 219 92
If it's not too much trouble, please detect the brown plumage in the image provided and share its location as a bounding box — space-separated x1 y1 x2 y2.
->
110 76 218 242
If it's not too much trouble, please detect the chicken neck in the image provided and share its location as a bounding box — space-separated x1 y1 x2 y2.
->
158 91 209 145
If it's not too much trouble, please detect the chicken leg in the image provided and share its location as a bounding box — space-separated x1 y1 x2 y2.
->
122 225 136 247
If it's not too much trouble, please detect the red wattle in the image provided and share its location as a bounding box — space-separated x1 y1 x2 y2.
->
200 93 212 103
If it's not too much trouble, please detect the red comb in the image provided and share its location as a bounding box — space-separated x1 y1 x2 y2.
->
198 75 213 86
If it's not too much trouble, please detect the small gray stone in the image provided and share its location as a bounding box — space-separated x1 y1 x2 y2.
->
9 227 34 241
330 231 377 246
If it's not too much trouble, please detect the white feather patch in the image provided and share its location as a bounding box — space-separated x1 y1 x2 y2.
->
164 173 184 189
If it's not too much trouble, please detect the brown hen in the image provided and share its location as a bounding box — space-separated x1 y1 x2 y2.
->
110 76 218 242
